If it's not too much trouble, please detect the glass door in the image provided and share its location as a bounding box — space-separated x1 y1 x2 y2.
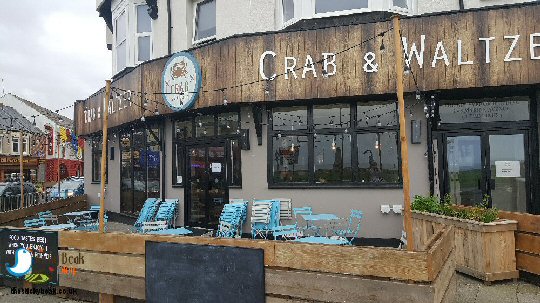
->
187 144 228 227
444 131 529 211
488 133 527 212
446 135 484 206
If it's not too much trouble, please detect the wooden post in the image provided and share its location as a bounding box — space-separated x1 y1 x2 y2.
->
99 80 111 233
57 130 61 197
19 131 24 208
99 293 115 303
392 16 414 251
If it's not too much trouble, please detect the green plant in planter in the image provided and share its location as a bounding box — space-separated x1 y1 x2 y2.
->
412 194 499 223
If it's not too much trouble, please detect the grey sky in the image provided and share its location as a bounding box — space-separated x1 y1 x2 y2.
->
0 0 111 119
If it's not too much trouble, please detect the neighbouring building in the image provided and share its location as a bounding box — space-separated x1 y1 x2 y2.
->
0 94 84 187
77 0 540 239
0 104 44 183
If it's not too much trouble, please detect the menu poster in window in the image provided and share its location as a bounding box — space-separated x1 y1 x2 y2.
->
0 229 59 285
495 161 521 178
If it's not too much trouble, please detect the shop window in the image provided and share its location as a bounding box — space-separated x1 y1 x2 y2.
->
314 103 350 129
357 132 400 183
91 137 108 183
392 0 408 9
229 139 242 186
136 4 152 62
439 97 530 124
114 9 127 72
218 112 240 136
194 0 216 43
314 134 353 183
269 102 401 187
272 106 308 131
315 0 368 14
195 115 215 137
272 135 309 183
175 120 193 140
282 0 295 23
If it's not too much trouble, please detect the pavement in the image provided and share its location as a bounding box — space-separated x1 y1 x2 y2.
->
0 273 538 303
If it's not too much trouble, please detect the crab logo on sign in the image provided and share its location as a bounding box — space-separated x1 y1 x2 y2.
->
162 52 202 111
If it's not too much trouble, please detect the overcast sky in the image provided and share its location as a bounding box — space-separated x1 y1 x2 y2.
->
0 0 111 119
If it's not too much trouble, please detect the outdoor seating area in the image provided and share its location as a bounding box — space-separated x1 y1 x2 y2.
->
22 205 107 231
134 198 179 234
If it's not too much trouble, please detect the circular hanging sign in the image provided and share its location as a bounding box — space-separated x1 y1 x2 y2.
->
162 52 202 111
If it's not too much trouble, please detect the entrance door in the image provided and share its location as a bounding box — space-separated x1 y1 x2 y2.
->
187 144 228 227
444 131 529 212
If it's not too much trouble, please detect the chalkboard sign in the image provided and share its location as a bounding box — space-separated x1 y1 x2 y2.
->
145 242 265 303
0 228 59 285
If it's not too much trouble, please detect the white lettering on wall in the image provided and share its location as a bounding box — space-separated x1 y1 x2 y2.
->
402 35 425 68
530 33 540 59
302 55 317 79
259 51 277 80
322 53 337 76
284 57 298 80
479 37 496 63
432 41 449 67
504 35 522 61
457 40 473 65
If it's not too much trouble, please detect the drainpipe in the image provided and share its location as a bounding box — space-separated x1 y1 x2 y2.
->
167 0 172 55
458 0 465 10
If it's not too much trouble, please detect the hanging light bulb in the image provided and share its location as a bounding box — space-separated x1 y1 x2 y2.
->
154 105 159 115
290 143 295 152
375 140 379 149
409 110 413 118
404 64 411 75
141 116 146 122
379 32 386 53
32 116 36 126
331 138 336 150
322 68 329 78
143 98 149 108
415 90 421 101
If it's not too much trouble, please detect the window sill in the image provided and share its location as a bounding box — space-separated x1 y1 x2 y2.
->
268 183 403 189
192 35 216 46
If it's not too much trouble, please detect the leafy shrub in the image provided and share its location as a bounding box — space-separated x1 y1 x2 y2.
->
411 194 499 223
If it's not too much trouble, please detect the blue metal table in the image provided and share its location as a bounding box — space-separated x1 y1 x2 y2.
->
147 227 193 236
301 214 339 221
294 236 347 245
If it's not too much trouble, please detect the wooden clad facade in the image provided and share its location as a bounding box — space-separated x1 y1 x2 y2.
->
75 3 540 136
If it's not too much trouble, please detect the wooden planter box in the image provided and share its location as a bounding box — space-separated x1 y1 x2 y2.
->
412 211 518 283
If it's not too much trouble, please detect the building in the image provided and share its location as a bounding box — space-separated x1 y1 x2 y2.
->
78 0 540 239
0 94 83 186
0 104 44 183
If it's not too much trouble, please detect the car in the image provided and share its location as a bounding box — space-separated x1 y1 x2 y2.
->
48 178 84 200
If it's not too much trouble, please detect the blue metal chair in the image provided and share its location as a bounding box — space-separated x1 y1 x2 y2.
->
24 218 46 228
217 203 247 238
133 198 159 232
38 211 58 225
331 209 363 245
154 199 179 228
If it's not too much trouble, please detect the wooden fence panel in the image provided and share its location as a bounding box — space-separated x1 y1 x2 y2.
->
499 211 540 276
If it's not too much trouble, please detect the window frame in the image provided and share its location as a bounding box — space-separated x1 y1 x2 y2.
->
313 0 371 19
267 101 402 188
172 111 242 188
91 137 108 184
192 0 217 45
11 135 19 154
134 3 153 64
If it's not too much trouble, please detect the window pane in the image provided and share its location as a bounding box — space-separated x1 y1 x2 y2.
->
272 106 308 131
138 36 151 62
439 97 530 124
12 138 18 153
175 120 193 140
196 115 215 137
116 11 126 41
137 5 152 33
393 0 408 8
174 144 184 185
229 139 242 186
283 0 294 22
195 0 216 40
272 135 309 183
218 112 240 135
314 134 352 183
117 41 126 71
357 101 397 127
313 104 350 129
316 0 368 14
357 132 400 183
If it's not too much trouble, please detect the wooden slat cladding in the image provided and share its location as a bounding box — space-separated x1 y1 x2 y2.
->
499 211 540 276
75 4 540 135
